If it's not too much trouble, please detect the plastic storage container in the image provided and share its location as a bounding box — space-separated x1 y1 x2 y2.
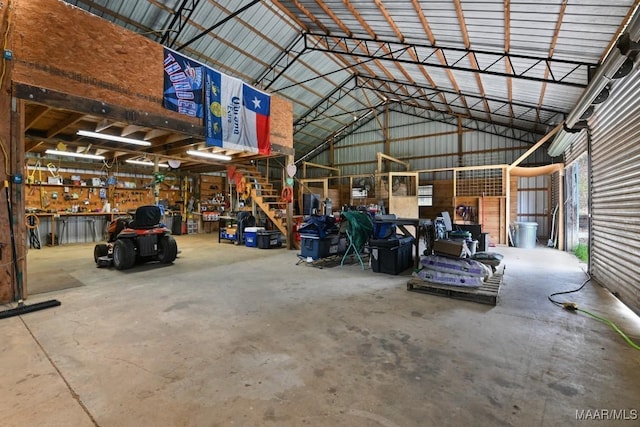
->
514 222 538 249
221 226 237 242
370 236 414 275
300 234 340 260
257 230 282 249
244 227 265 247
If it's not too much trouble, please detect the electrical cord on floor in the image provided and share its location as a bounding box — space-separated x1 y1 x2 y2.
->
548 271 640 351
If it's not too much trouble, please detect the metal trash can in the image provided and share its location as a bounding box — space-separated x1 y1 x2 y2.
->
514 221 538 248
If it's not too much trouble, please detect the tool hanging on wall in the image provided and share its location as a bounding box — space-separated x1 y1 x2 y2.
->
47 162 59 178
25 213 41 249
548 205 559 248
26 160 39 185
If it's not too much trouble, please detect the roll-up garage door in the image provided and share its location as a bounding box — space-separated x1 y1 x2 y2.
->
590 66 640 314
564 132 587 166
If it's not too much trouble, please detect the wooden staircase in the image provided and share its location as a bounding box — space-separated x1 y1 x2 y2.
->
235 164 298 249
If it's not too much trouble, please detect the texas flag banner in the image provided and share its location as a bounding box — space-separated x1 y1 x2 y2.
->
162 47 204 118
204 67 271 155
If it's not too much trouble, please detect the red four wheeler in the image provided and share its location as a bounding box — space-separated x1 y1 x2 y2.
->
94 205 178 270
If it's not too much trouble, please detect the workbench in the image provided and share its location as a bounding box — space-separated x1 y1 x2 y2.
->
31 212 117 246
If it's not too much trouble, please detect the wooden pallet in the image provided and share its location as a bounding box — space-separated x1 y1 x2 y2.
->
406 270 504 306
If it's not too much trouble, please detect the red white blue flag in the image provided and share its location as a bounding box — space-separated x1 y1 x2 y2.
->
205 67 271 155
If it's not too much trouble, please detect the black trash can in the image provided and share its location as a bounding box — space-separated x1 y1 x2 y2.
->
370 236 414 275
171 214 183 235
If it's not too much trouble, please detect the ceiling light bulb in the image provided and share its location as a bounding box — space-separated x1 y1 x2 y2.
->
77 130 152 146
186 150 232 161
45 149 105 160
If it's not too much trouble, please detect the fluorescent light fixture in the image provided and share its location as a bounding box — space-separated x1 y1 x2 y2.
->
45 149 105 160
126 159 169 168
77 130 152 146
186 150 232 161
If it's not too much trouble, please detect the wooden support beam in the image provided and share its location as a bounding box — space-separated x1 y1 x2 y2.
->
47 112 84 138
457 115 463 167
24 104 49 129
301 161 340 178
95 119 113 133
121 124 146 136
509 123 562 169
377 152 410 173
14 83 204 136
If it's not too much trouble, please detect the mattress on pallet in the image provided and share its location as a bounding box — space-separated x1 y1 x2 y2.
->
420 255 492 279
416 269 484 288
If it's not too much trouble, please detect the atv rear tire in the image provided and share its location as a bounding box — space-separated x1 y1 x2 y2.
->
157 235 178 264
113 239 136 270
94 243 109 264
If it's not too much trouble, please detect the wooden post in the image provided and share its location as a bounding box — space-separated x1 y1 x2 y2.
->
286 154 294 250
558 166 565 250
504 167 510 246
384 103 390 155
457 115 463 167
1 3 17 302
11 99 27 299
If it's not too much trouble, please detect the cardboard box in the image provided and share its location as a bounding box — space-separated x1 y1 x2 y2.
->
433 239 466 258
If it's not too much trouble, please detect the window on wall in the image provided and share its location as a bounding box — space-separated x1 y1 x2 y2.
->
418 184 433 206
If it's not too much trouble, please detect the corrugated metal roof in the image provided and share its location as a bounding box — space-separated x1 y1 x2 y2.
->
62 0 637 160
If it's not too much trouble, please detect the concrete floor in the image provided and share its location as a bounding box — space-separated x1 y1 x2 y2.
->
2 234 639 426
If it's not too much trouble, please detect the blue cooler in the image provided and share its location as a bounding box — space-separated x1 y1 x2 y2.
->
244 227 264 247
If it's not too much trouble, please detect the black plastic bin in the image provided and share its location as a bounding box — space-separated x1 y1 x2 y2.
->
257 230 282 249
370 236 414 275
300 234 340 260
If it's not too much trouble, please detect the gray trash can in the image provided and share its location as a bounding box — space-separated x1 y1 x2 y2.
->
514 222 538 248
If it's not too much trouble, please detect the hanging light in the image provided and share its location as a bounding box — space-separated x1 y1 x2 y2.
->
77 130 152 146
186 150 231 161
125 159 170 168
45 149 105 160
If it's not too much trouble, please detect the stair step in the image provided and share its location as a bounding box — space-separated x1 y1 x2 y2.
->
243 168 288 239
244 178 271 184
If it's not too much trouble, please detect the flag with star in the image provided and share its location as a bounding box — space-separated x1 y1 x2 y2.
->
204 66 271 155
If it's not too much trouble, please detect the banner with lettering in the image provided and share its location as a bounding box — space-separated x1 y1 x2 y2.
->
162 47 204 118
204 67 271 155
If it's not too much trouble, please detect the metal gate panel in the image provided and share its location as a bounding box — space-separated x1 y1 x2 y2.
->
590 65 640 314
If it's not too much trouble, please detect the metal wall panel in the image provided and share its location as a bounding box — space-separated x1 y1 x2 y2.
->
590 65 640 314
318 109 551 175
517 176 549 237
